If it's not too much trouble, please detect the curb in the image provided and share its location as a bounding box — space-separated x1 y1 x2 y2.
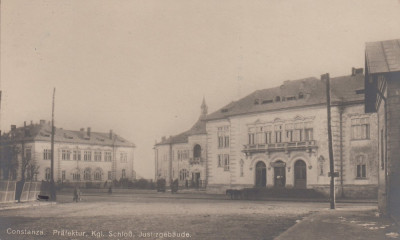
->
0 201 56 211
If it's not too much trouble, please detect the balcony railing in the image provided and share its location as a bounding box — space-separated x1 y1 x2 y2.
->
242 140 317 155
190 157 203 165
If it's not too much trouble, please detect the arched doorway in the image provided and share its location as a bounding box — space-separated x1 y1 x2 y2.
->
274 160 286 188
294 160 307 189
255 161 266 187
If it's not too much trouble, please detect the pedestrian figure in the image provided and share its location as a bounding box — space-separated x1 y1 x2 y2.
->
73 186 80 202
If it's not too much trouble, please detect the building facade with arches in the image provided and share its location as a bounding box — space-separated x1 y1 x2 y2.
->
154 98 208 188
0 120 135 185
205 70 379 197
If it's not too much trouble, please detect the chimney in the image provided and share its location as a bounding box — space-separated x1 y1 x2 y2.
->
40 120 46 125
87 127 91 137
11 125 16 131
109 130 113 139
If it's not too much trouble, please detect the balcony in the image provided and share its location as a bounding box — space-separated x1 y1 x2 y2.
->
190 157 204 165
242 140 317 156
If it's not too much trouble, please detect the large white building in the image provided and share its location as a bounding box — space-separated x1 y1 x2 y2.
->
0 120 135 185
156 69 379 198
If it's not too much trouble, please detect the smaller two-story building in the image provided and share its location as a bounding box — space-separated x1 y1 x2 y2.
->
154 99 208 187
0 120 135 184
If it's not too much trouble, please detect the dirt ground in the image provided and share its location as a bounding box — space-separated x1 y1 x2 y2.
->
0 192 377 240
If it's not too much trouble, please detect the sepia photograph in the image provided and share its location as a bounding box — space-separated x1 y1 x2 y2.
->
1 0 400 239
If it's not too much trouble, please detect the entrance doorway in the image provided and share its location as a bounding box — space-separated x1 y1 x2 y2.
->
255 161 266 187
192 172 200 188
274 161 286 188
294 160 307 189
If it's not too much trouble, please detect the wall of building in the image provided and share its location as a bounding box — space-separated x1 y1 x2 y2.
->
206 103 378 197
30 141 134 182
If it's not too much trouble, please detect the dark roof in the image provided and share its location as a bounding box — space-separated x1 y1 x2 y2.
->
207 74 364 121
366 39 400 74
0 123 135 148
155 117 207 146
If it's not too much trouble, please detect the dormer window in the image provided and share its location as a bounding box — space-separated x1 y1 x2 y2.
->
298 92 304 99
262 99 273 104
275 96 281 102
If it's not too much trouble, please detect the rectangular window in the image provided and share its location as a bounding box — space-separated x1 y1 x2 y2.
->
73 173 80 181
43 149 51 160
84 151 92 161
94 151 102 162
305 129 313 141
120 152 128 163
357 164 366 178
248 133 255 144
224 155 230 171
351 117 370 140
224 136 230 147
108 171 112 180
275 131 282 143
62 170 66 181
62 150 71 160
286 130 293 142
73 150 81 161
265 132 272 144
218 155 222 167
218 126 230 148
218 136 224 148
105 152 112 162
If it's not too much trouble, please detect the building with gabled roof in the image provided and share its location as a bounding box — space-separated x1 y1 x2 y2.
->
205 69 378 197
154 98 208 187
155 69 379 198
0 120 135 185
364 39 400 218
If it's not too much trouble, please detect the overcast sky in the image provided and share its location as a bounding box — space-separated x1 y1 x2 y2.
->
1 0 400 178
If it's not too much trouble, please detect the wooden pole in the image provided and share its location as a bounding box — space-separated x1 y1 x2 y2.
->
323 73 335 209
50 88 56 201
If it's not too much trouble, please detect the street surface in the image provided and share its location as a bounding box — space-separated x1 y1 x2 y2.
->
0 191 377 240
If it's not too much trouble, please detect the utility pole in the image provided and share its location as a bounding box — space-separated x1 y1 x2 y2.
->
50 88 56 201
322 73 336 209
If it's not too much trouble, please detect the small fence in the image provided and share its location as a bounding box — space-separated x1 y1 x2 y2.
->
0 181 16 203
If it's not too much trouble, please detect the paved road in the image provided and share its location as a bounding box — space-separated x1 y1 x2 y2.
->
0 192 377 240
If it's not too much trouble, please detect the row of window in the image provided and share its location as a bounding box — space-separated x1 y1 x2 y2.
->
43 149 127 163
177 150 190 160
45 168 127 181
248 124 314 144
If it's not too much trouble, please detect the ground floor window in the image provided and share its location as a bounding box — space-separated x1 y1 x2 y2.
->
73 172 81 181
84 169 91 180
122 169 126 179
94 170 102 181
108 171 112 180
356 155 367 178
62 170 66 181
179 169 189 181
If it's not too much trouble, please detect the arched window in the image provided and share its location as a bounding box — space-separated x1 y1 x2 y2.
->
45 168 51 181
84 168 91 181
94 169 102 181
193 144 201 158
